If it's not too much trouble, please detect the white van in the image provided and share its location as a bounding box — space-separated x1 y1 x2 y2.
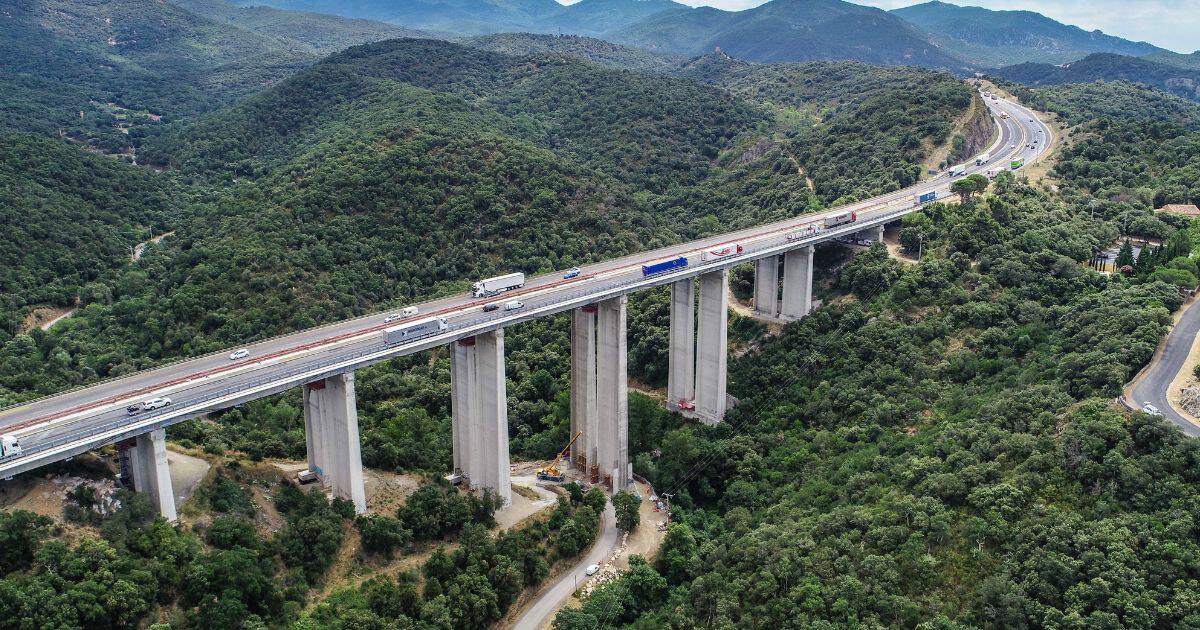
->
504 300 524 311
401 306 419 317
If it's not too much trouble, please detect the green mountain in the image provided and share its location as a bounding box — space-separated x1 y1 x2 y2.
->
1148 50 1200 71
608 0 969 70
170 0 433 52
232 0 686 35
892 0 1164 67
994 53 1200 102
463 33 684 73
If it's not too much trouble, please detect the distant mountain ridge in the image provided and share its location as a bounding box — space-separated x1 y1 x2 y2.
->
608 0 969 70
993 53 1200 102
233 0 687 35
892 0 1165 67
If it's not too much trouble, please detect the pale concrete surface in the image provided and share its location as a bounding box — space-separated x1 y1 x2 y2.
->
696 270 729 424
667 279 696 406
167 449 210 510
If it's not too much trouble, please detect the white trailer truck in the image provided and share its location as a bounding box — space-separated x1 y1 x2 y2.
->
975 152 991 166
472 272 525 298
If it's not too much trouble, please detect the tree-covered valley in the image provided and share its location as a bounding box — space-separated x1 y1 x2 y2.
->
2 0 1200 628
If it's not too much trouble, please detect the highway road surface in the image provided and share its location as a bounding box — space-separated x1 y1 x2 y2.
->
0 90 1050 478
1129 300 1200 438
512 502 618 630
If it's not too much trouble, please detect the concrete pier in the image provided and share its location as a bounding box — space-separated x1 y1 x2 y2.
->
595 296 630 490
781 246 814 320
450 332 512 506
570 306 599 471
129 428 176 522
754 256 780 317
695 270 729 424
303 372 367 513
667 279 696 407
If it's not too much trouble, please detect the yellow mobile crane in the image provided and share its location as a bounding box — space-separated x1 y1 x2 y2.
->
537 431 581 482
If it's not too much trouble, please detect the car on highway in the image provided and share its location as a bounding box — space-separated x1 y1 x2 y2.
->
1142 403 1162 416
229 349 249 360
483 303 500 312
585 564 600 576
127 397 172 415
504 300 524 311
564 267 581 279
384 313 402 323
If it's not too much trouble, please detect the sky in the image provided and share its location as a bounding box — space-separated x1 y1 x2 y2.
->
657 0 1200 53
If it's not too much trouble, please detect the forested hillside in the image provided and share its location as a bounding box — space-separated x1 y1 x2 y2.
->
892 0 1164 67
609 0 969 70
464 33 683 74
0 133 178 337
995 53 1200 102
557 83 1200 628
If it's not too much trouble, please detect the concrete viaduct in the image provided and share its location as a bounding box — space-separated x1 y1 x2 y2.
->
0 92 1050 519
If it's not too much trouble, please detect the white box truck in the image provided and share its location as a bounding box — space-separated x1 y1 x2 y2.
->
948 164 967 177
472 272 524 298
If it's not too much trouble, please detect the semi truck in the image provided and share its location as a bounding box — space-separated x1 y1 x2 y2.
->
700 243 744 261
385 317 449 344
948 164 967 177
1010 157 1025 169
0 434 22 459
642 256 688 276
787 222 823 240
975 152 990 166
472 272 524 298
918 191 937 204
822 211 856 228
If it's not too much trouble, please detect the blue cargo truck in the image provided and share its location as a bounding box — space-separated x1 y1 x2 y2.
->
918 191 937 204
642 256 688 276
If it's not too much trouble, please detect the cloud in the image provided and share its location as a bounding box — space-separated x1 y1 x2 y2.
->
661 0 1199 52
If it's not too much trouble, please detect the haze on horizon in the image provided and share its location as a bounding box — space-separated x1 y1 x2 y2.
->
556 0 1198 54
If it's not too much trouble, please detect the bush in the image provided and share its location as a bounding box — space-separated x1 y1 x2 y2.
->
356 515 411 557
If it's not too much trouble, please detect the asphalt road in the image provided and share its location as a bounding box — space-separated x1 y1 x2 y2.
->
0 91 1048 476
1130 300 1200 437
511 502 618 630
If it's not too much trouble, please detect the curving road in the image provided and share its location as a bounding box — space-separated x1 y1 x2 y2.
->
1129 300 1200 437
0 91 1050 478
512 502 617 630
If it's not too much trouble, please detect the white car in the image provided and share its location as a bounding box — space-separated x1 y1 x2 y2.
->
585 564 600 576
504 300 524 311
384 313 402 323
1142 403 1162 416
229 349 249 360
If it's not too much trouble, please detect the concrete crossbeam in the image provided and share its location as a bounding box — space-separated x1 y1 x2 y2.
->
781 246 814 320
754 256 780 317
695 270 729 425
129 428 176 522
570 307 599 471
667 279 696 407
303 373 367 514
596 296 630 491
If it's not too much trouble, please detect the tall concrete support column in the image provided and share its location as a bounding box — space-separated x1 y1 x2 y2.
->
695 270 729 425
129 429 176 522
781 246 814 320
570 306 599 471
666 279 695 407
450 341 475 475
303 373 367 514
754 256 780 317
476 330 511 507
596 296 630 491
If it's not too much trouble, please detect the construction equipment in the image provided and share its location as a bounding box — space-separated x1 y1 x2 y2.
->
537 431 581 482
